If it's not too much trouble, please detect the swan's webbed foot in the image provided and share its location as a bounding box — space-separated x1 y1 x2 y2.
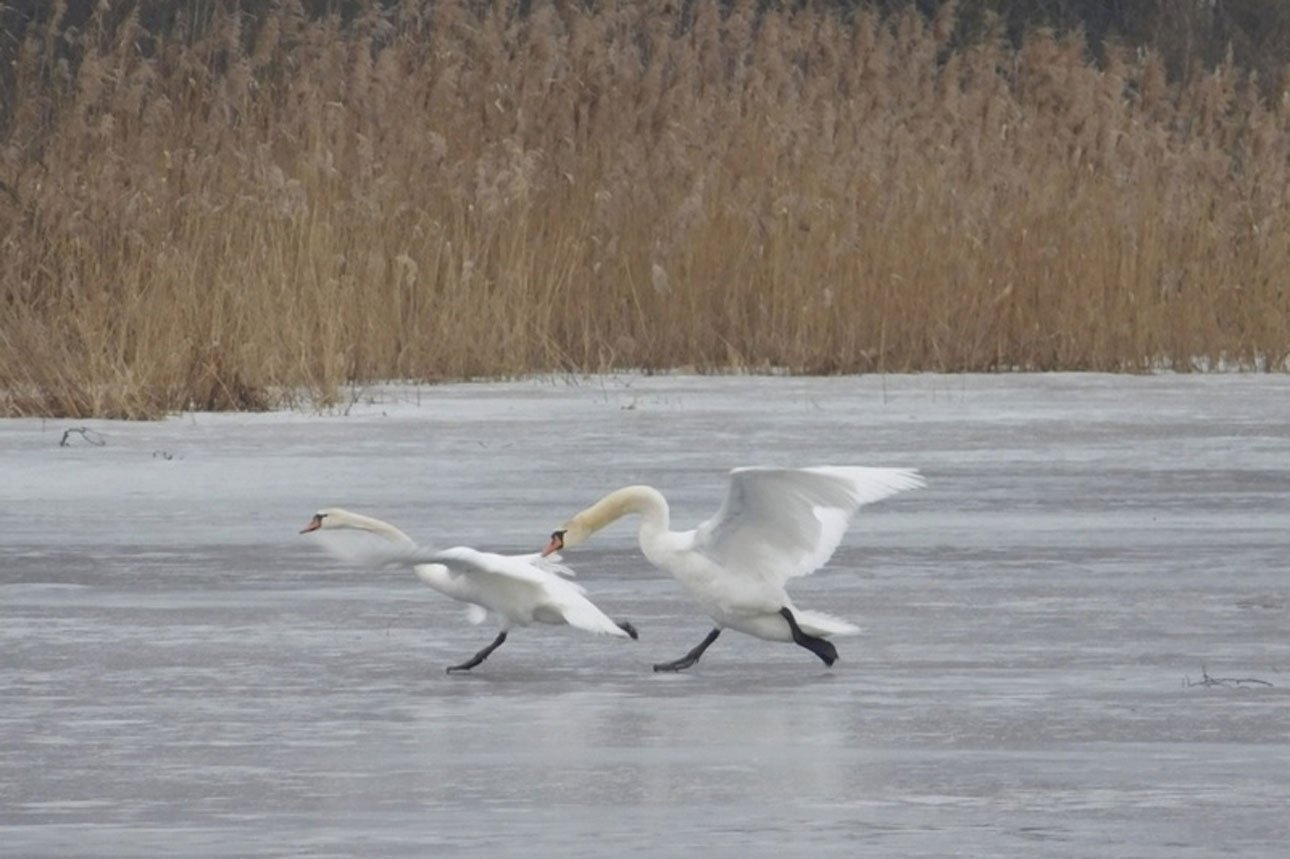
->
446 630 508 673
652 628 721 672
616 620 640 640
779 607 838 666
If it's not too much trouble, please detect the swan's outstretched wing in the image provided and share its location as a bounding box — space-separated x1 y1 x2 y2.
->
522 552 578 578
417 546 573 587
692 466 924 584
420 547 629 637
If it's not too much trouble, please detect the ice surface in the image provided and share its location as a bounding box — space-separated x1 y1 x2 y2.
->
3 373 1289 857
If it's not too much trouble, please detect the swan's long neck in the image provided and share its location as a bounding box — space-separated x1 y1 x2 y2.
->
329 509 418 550
573 485 671 548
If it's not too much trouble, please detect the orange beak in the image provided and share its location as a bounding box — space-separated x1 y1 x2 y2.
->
541 533 564 557
300 514 323 534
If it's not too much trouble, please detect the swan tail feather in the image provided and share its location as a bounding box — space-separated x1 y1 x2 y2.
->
557 593 632 637
793 610 861 638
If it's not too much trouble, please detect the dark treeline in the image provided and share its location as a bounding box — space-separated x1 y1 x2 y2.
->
882 0 1290 87
4 0 1290 104
6 0 1290 60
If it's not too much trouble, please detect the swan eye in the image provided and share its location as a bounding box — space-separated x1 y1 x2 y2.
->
550 529 566 547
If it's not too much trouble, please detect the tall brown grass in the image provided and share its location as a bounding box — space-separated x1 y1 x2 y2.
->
3 1 1290 417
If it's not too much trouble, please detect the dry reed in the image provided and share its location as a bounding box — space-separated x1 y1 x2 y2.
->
3 1 1290 417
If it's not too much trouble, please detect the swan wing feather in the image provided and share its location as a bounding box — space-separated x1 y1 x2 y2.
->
425 548 627 636
523 552 578 578
693 466 924 583
417 546 583 590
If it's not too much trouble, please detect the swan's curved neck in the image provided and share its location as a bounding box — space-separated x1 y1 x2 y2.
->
576 485 671 540
328 509 418 549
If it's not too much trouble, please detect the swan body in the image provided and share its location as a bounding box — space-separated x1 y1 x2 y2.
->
302 507 637 672
543 467 924 670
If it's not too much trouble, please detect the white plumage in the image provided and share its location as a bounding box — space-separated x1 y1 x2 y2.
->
302 508 636 672
544 466 923 671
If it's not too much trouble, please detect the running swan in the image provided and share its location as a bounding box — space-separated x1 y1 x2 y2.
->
302 508 637 673
541 467 924 671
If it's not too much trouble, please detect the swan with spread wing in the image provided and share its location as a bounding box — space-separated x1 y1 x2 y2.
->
541 467 923 671
302 508 637 673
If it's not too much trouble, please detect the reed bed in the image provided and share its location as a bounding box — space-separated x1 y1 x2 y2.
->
3 0 1290 417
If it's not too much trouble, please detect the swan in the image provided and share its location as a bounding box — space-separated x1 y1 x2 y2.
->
301 508 638 672
541 467 924 671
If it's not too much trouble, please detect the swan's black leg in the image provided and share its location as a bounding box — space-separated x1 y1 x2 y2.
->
779 607 838 666
446 630 508 673
653 628 721 672
616 620 640 640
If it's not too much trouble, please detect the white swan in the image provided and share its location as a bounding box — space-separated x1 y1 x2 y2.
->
301 508 637 672
541 467 924 671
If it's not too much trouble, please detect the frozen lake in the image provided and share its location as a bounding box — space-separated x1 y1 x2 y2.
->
2 373 1288 857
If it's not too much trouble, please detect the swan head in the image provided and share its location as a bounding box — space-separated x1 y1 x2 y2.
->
540 524 574 557
542 511 602 556
299 507 363 534
540 486 667 556
301 508 334 533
